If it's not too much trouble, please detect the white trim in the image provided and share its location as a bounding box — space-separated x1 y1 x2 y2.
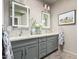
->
12 1 30 28
12 2 15 26
13 1 30 8
63 49 77 56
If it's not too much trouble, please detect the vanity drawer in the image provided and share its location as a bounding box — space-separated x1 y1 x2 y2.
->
47 39 57 46
39 42 46 50
39 37 46 42
47 35 58 41
47 41 53 48
39 49 46 58
47 47 54 54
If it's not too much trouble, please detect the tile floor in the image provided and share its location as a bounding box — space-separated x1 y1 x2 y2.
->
44 51 76 59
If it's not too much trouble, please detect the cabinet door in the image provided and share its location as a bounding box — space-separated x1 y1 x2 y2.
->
47 35 58 54
13 47 24 59
25 43 38 59
39 42 46 51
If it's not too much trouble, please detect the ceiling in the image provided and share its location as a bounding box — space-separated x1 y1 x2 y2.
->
39 0 58 4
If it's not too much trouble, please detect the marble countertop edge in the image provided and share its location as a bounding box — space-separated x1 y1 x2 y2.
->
10 33 59 41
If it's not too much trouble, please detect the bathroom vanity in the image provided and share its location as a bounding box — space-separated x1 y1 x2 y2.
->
11 33 58 59
9 1 58 59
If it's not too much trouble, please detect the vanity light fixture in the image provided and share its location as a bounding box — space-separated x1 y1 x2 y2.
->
47 5 50 11
43 4 50 12
42 0 50 12
44 4 47 10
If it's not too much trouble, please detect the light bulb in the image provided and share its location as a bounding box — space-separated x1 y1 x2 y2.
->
47 6 50 10
44 4 47 10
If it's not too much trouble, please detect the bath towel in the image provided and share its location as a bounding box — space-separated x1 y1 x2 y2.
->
2 31 14 59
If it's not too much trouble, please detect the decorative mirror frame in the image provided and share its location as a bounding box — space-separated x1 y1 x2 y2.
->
12 1 30 28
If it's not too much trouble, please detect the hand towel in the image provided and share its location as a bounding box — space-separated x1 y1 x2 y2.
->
58 32 64 45
2 31 14 59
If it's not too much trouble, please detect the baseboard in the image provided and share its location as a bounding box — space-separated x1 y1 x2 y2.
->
63 49 77 56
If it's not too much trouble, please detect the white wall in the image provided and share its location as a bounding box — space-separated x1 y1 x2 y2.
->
25 0 43 23
51 0 77 56
3 0 9 27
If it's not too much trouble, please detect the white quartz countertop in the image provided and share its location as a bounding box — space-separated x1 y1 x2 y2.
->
10 33 59 41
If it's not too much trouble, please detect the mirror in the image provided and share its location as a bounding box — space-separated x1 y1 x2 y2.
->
10 1 30 28
41 11 50 28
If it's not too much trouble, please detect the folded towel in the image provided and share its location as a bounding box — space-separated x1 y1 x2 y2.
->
2 31 14 59
58 32 64 45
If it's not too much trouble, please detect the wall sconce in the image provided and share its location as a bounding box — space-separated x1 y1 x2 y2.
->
44 4 47 10
47 5 50 11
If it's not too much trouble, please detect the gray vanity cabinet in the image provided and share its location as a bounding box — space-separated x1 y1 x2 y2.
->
25 41 38 59
11 34 58 59
12 38 38 59
13 47 24 59
47 35 58 54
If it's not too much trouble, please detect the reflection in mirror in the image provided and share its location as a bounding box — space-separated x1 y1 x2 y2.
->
41 11 50 28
